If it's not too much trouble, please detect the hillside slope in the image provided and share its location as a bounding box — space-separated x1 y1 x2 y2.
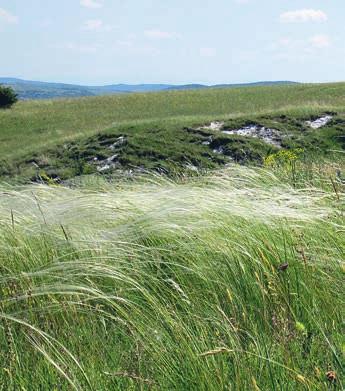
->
0 82 344 183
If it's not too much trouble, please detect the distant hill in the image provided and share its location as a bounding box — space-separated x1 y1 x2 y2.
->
0 78 299 100
0 78 97 100
164 81 298 91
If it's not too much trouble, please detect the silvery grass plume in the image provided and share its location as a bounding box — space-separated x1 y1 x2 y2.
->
0 166 336 245
0 165 343 390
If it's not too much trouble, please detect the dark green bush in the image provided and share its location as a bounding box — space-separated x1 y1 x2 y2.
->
0 85 18 108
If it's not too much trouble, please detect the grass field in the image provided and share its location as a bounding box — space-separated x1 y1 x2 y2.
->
1 82 345 160
1 82 345 182
0 84 344 389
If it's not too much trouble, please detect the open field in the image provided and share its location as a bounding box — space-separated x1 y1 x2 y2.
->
0 83 344 389
1 82 345 160
0 83 345 182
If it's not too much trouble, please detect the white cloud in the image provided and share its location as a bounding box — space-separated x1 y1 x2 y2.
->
144 29 179 39
0 7 18 24
200 47 216 57
310 34 331 48
280 9 327 23
80 0 103 9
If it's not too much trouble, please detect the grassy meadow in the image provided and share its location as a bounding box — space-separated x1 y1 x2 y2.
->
0 83 344 389
0 82 345 182
1 82 345 160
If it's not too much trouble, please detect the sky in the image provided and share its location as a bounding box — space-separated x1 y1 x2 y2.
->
0 0 344 85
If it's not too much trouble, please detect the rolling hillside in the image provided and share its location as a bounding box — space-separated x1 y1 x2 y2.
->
0 82 344 183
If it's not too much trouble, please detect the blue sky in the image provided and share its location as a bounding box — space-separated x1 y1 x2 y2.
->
0 0 344 85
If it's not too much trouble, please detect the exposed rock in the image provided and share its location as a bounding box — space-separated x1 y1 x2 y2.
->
197 121 282 147
109 136 126 150
106 154 118 163
222 125 282 147
95 154 119 172
213 146 225 154
97 164 112 172
202 136 213 146
305 115 332 129
198 121 225 131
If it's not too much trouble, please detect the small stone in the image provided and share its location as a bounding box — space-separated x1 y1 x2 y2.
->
213 146 224 154
97 164 111 172
305 116 332 129
106 154 118 163
109 136 126 150
198 121 224 131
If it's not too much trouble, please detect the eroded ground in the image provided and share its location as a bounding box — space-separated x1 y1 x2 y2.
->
1 112 344 183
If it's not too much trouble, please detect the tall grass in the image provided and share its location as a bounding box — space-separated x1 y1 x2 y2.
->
0 165 343 389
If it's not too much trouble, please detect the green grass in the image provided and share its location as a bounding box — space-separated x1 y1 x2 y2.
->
2 112 343 183
0 166 344 390
0 83 344 389
1 83 345 182
1 82 345 160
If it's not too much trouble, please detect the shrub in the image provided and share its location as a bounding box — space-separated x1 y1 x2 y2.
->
0 85 18 108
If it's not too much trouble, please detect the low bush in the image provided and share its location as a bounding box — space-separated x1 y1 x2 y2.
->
0 85 18 108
